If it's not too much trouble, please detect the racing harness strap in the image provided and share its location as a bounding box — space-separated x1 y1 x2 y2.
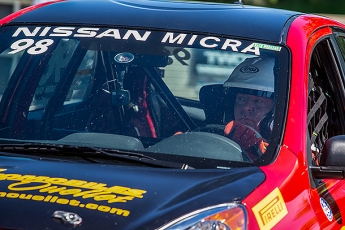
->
129 75 157 138
307 78 328 144
307 72 338 165
124 68 157 138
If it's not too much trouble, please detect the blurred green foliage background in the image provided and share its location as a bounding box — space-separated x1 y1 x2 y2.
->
191 0 345 14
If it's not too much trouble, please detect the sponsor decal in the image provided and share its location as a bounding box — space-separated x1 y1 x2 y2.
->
316 183 342 224
252 187 288 230
253 43 282 52
9 27 282 56
0 191 129 216
114 52 135 64
320 197 333 221
0 170 147 217
240 65 259 74
8 38 54 55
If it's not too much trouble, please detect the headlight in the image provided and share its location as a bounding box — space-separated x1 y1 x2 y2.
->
157 203 248 230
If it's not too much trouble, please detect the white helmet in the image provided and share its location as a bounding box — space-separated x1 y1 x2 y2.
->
223 57 275 140
223 57 275 98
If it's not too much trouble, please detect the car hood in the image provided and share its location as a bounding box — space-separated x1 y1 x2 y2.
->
0 155 265 229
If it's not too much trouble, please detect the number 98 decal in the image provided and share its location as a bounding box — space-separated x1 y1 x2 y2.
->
8 39 54 55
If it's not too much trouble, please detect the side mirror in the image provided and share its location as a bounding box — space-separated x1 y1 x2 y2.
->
320 135 345 166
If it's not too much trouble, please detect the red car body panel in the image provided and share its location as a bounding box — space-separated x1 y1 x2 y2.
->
243 15 345 229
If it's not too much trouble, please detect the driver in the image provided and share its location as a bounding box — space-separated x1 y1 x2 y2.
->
223 57 275 160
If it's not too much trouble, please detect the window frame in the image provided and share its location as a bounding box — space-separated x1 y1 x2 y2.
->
308 35 345 187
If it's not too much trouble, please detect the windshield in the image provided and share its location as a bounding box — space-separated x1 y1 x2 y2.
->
0 25 289 168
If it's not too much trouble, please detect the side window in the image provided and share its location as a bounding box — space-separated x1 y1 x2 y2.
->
336 35 345 60
308 39 344 165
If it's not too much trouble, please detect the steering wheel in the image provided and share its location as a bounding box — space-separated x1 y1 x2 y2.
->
192 124 226 136
192 123 262 138
192 123 263 161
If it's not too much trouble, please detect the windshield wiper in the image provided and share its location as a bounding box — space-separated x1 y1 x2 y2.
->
0 143 193 169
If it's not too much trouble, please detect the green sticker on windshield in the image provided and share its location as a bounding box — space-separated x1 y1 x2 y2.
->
253 43 281 51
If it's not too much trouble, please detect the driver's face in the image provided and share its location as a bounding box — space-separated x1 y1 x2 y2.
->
234 93 274 132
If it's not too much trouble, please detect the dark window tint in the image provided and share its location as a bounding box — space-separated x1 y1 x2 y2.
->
336 36 345 60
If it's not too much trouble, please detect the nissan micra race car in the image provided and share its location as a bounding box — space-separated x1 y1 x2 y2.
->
1 0 345 229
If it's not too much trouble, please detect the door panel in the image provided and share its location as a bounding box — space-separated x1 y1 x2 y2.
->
308 34 345 227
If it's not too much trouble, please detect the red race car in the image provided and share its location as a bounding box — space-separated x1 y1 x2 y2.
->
0 0 345 229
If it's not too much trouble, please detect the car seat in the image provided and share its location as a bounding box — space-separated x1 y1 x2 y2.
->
199 84 226 125
123 67 160 138
85 89 123 134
